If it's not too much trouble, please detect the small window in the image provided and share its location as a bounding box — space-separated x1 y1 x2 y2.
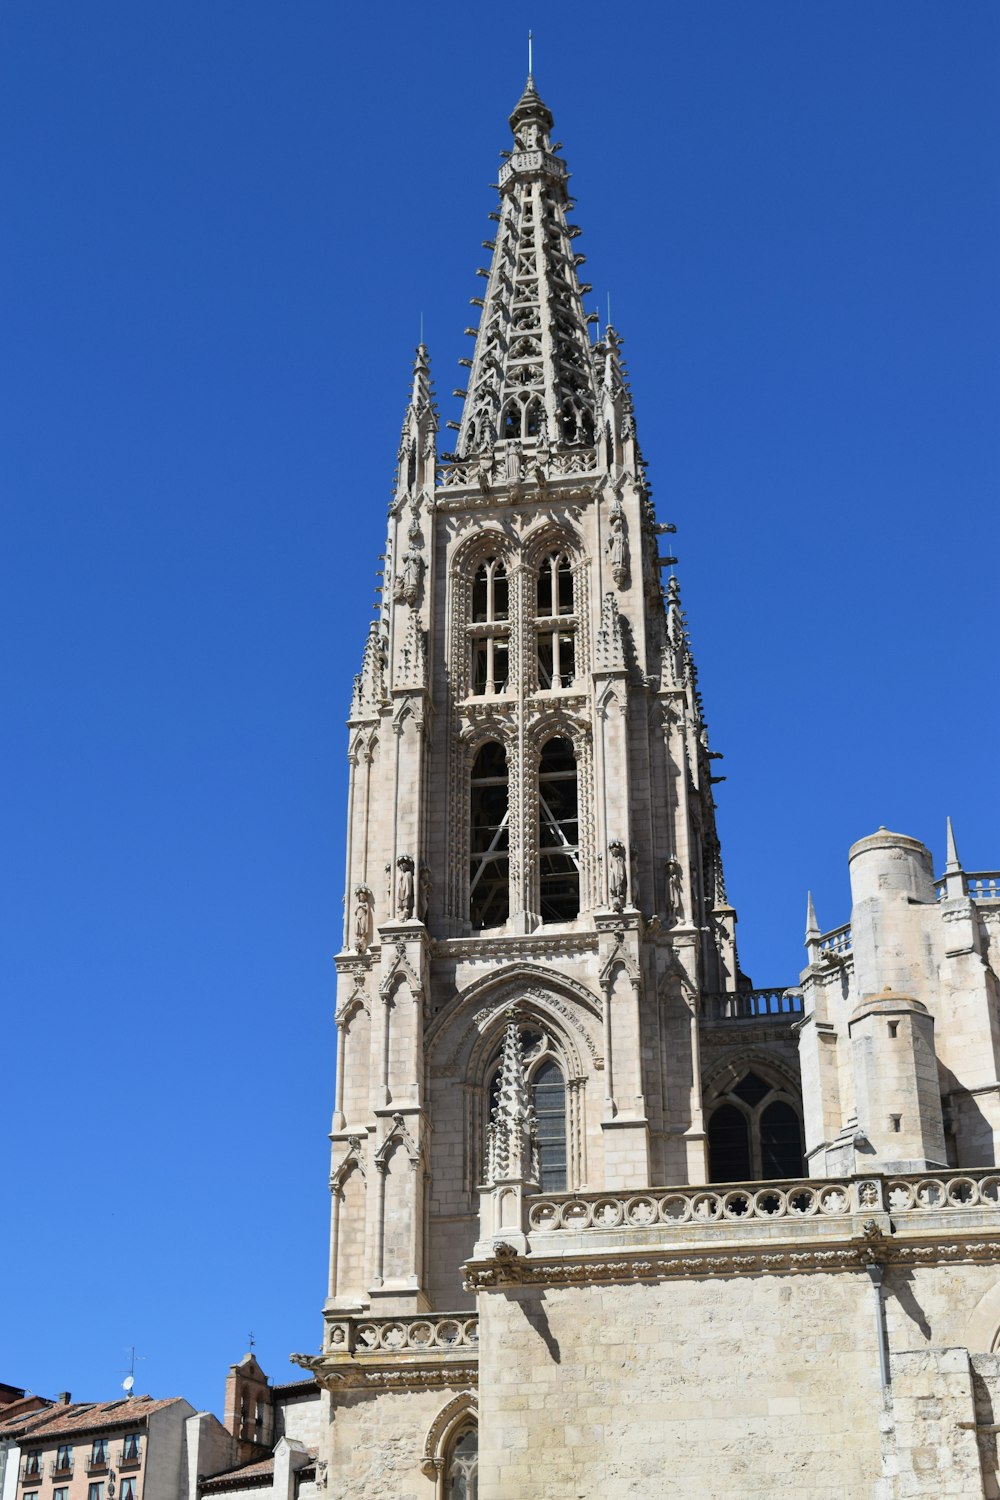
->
87 1484 104 1500
888 1021 899 1038
120 1482 137 1500
24 1455 41 1477
53 1489 67 1500
55 1448 73 1473
91 1442 108 1465
122 1436 141 1462
890 1114 902 1134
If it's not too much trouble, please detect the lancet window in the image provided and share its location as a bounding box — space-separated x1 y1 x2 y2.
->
445 1426 477 1500
468 558 510 696
538 736 580 922
706 1068 804 1183
469 742 510 929
487 1029 567 1193
536 552 576 690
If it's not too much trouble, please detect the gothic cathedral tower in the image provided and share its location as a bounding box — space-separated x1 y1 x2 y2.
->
326 73 736 1326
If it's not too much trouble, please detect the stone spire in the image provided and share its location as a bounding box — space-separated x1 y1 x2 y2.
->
485 1014 538 1186
805 890 822 964
454 76 599 459
943 815 966 900
395 343 437 499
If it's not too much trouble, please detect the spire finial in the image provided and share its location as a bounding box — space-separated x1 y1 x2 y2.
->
943 815 966 899
805 890 822 962
528 30 533 80
805 890 820 939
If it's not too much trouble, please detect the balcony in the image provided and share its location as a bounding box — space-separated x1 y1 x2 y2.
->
85 1456 110 1475
20 1465 42 1486
117 1448 141 1470
701 987 803 1025
49 1461 73 1480
295 1312 479 1390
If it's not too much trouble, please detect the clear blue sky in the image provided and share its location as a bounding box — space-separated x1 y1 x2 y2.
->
2 2 998 1416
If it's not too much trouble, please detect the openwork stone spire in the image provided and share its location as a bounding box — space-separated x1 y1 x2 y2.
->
485 1014 538 1186
455 76 599 458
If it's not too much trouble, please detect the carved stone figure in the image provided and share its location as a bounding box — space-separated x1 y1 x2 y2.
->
418 864 431 923
384 860 393 920
607 503 629 587
608 840 628 910
394 549 425 607
396 854 415 920
666 857 684 921
353 885 372 953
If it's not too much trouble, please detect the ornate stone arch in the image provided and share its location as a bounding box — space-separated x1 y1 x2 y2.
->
427 966 601 1198
330 1136 366 1192
703 1050 805 1184
420 1391 478 1488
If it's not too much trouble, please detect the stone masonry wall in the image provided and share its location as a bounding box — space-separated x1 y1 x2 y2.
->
478 1273 883 1500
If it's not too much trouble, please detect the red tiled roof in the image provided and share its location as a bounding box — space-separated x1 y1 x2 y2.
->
12 1397 183 1441
200 1458 275 1493
0 1403 58 1440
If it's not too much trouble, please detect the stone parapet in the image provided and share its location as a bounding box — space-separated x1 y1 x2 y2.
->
295 1313 478 1391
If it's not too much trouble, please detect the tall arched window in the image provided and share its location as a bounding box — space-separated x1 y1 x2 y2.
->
536 552 576 690
469 743 509 929
445 1426 477 1500
468 558 509 696
538 736 579 922
532 1057 567 1191
706 1069 804 1183
487 1029 567 1192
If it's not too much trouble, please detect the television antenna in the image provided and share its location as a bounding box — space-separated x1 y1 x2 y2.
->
120 1347 144 1396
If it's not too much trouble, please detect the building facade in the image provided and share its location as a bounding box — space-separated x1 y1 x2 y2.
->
293 75 1000 1500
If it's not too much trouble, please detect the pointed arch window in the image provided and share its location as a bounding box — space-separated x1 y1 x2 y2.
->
486 1029 567 1193
470 742 509 929
536 553 576 690
706 1069 804 1183
445 1426 477 1500
538 736 579 922
468 558 509 696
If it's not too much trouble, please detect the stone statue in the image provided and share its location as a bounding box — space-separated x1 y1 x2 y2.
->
396 854 415 920
607 503 629 587
666 858 684 921
384 860 393 920
608 840 628 911
394 549 425 607
418 864 431 923
353 885 372 953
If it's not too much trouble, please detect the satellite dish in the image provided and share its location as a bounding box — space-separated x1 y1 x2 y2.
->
122 1377 134 1393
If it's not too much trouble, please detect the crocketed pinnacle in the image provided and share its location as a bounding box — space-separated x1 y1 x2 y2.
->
485 1014 538 1185
456 78 599 458
395 343 437 497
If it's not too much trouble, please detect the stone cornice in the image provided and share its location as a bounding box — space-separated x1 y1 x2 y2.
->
292 1352 477 1392
462 1229 1000 1291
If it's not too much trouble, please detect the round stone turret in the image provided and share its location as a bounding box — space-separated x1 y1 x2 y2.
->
848 827 935 906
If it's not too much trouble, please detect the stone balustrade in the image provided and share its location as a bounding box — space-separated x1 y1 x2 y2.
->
700 987 803 1023
325 1312 478 1357
819 922 852 957
526 1168 1000 1234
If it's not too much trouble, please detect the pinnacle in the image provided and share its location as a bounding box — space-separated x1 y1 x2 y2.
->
509 74 554 134
805 890 820 941
945 815 962 872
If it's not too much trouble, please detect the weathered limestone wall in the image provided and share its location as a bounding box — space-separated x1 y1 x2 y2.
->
478 1274 884 1499
881 1347 1000 1498
326 1384 468 1500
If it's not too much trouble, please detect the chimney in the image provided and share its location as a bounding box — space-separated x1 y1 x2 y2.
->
57 1393 71 1406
